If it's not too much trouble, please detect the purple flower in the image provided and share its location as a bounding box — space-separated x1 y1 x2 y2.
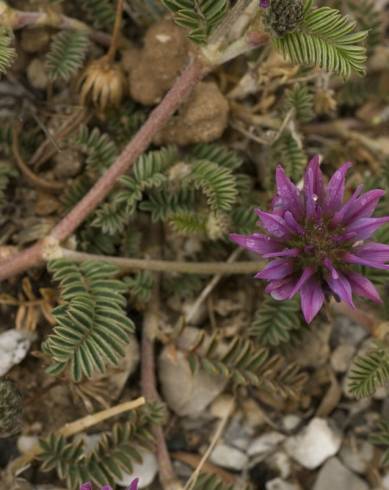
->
260 0 270 7
230 156 389 323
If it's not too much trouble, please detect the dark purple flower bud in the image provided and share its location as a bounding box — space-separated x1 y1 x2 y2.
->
230 155 389 323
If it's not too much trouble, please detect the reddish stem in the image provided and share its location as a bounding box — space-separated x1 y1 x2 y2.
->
0 58 205 281
51 58 204 242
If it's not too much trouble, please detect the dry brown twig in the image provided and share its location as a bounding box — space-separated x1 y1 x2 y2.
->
8 396 145 476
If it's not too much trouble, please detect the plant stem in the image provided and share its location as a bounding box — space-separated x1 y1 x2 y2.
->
52 58 204 242
0 58 205 282
12 124 63 192
141 228 182 490
60 248 260 275
0 1 113 47
106 0 124 62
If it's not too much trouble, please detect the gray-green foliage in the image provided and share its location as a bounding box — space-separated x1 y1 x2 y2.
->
38 402 165 489
43 260 134 382
46 30 89 81
250 297 304 347
284 85 315 123
161 0 229 44
0 28 16 75
91 143 248 239
0 379 23 438
81 0 116 28
348 341 389 398
185 333 306 397
370 419 389 466
273 0 367 77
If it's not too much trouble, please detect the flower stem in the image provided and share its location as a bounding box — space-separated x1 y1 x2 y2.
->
59 248 260 275
141 226 182 490
0 1 113 47
106 0 125 63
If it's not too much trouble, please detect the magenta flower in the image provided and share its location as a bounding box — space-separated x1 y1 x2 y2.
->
260 0 270 7
230 156 389 323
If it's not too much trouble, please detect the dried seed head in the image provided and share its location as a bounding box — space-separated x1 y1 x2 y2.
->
265 0 304 36
0 379 23 438
79 58 126 112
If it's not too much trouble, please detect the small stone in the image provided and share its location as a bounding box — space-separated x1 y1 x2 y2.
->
210 443 248 470
27 58 49 90
248 432 286 457
284 418 342 469
17 435 38 454
210 395 235 419
266 479 301 490
159 342 227 417
331 316 368 348
331 344 356 373
282 415 301 432
154 82 229 146
382 472 389 489
242 398 267 428
339 439 374 474
53 148 82 179
116 450 158 488
0 329 34 377
224 414 253 451
313 457 368 490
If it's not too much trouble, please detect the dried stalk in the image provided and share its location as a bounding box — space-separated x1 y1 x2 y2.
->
9 396 145 475
60 247 260 275
141 228 182 490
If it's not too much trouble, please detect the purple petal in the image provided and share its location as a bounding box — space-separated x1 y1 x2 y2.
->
255 210 290 238
80 484 93 490
276 165 303 218
229 233 283 255
284 210 305 235
260 0 270 7
263 247 300 258
304 155 325 218
335 189 384 225
352 242 389 263
345 217 389 241
288 266 315 298
255 259 294 280
332 185 363 225
344 252 389 270
300 276 325 324
265 277 297 300
128 480 139 490
326 271 355 308
346 271 382 304
304 165 317 219
323 258 339 280
325 161 352 213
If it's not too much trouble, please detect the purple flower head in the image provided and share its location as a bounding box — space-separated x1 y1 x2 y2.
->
80 479 139 490
230 156 389 323
260 0 270 7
